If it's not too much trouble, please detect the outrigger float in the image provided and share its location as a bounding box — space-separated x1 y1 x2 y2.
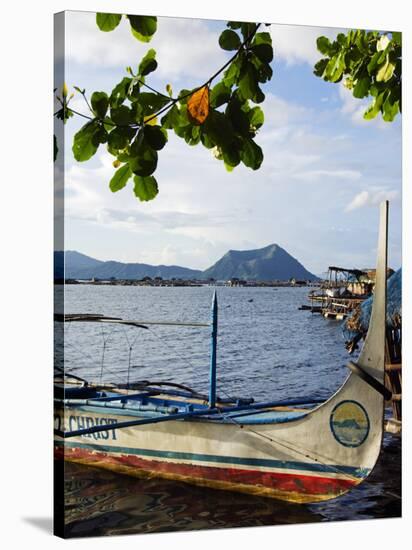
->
54 202 390 504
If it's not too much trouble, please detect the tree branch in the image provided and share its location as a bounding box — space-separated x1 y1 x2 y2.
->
61 24 263 136
143 23 262 126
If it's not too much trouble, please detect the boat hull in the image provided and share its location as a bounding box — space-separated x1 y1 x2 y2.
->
54 375 379 504
55 438 360 503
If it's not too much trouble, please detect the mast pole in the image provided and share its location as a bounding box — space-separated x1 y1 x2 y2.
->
209 291 218 408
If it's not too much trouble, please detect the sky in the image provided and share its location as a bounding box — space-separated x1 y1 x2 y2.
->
58 11 402 275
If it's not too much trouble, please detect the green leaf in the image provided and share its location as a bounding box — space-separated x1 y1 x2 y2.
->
248 106 264 129
219 29 241 51
127 78 141 101
254 88 265 104
108 126 136 150
144 125 168 150
227 21 242 29
382 90 400 122
138 48 158 77
240 138 263 170
138 93 170 116
376 56 395 82
355 31 369 54
109 164 132 192
182 125 201 146
161 105 182 129
336 33 347 47
240 22 257 41
313 58 328 77
238 63 259 100
377 34 390 52
250 56 273 83
94 126 108 145
363 92 385 120
110 77 132 108
382 98 399 122
392 32 402 46
325 52 345 82
254 32 272 46
226 97 250 136
210 82 232 108
72 120 102 161
173 123 190 139
353 76 371 98
222 142 241 167
91 91 109 118
251 43 273 63
223 59 241 87
110 105 133 125
367 50 385 74
129 135 158 176
317 36 332 55
96 13 122 32
200 130 215 149
128 15 157 42
204 110 235 148
133 175 158 201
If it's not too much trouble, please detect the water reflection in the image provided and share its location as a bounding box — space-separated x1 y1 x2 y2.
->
62 463 322 537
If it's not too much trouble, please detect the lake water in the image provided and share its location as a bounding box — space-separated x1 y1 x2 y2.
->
55 285 401 537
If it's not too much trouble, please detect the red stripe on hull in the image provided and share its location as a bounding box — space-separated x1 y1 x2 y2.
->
56 446 358 502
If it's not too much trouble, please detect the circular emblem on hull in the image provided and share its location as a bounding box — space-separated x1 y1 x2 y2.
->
330 400 370 447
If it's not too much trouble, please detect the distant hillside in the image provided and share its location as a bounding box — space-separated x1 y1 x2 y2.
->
202 244 317 281
54 244 317 282
56 250 202 280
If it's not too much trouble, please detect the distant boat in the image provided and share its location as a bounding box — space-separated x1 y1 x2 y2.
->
54 203 390 503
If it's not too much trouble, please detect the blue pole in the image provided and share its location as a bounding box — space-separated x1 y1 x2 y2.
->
209 291 218 408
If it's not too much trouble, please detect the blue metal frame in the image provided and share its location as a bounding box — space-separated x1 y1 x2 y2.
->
209 291 218 408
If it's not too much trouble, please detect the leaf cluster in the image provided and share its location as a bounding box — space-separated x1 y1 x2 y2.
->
96 13 157 42
314 30 401 121
68 17 273 202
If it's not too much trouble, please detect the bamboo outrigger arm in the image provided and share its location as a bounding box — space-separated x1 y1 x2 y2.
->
54 313 209 328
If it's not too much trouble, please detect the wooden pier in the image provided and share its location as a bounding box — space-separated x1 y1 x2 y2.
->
299 294 367 320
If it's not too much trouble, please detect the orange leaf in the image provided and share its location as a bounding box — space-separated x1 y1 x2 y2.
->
187 86 209 125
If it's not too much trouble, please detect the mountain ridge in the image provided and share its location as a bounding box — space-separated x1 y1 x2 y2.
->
55 245 318 281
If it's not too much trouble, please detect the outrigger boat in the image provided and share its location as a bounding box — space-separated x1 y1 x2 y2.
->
54 202 390 504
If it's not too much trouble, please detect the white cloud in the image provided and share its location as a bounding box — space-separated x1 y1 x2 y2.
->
270 24 344 65
65 11 227 82
345 189 400 211
338 83 369 123
294 168 362 183
262 93 311 128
